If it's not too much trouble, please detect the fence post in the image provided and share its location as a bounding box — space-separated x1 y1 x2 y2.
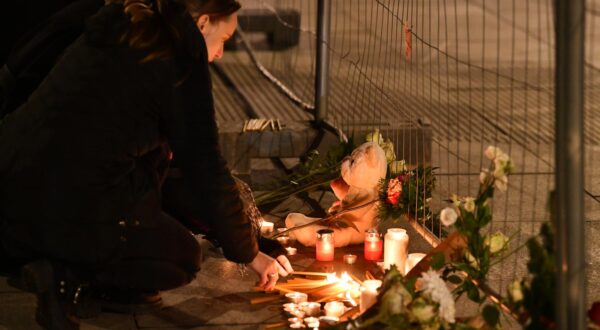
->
554 0 586 328
315 0 331 123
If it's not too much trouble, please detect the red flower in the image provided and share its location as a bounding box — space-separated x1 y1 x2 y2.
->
386 177 403 205
387 192 400 205
589 302 600 325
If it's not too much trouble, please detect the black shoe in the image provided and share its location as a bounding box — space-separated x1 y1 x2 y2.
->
21 260 100 329
93 287 162 314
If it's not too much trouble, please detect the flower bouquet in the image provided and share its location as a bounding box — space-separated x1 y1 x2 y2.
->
340 265 459 329
377 166 436 225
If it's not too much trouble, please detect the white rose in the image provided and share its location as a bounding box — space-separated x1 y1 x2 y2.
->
508 280 524 302
484 232 509 254
495 151 510 163
440 207 458 227
484 146 500 160
451 194 460 208
381 140 396 163
494 175 508 192
390 160 406 175
485 146 508 161
464 251 479 269
493 164 505 179
479 169 489 184
365 129 384 145
463 197 475 213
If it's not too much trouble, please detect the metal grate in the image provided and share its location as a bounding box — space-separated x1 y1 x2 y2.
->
221 0 600 308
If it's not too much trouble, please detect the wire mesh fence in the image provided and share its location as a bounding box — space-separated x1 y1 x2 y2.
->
226 0 600 311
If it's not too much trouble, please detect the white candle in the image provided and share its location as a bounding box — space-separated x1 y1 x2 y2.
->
300 301 321 316
304 317 320 328
324 301 345 318
405 253 427 274
359 279 382 314
259 220 274 235
288 317 302 324
285 247 297 255
277 236 290 246
343 254 357 265
383 228 409 273
286 292 308 304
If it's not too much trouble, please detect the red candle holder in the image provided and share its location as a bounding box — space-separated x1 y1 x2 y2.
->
364 229 382 261
316 229 335 261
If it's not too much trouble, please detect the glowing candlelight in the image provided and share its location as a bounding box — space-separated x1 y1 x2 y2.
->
290 309 306 318
288 317 302 324
405 252 427 274
316 229 335 261
300 302 321 316
383 228 409 273
283 302 298 312
343 254 357 265
289 321 305 328
304 317 320 328
285 247 297 255
277 235 290 246
359 279 382 314
259 220 274 235
324 301 345 318
364 229 383 261
286 292 308 304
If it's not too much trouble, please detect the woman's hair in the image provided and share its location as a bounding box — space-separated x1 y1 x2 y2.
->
107 0 241 62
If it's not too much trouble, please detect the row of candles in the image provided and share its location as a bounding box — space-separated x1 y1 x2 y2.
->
260 220 421 276
281 278 383 328
315 227 420 276
260 221 425 328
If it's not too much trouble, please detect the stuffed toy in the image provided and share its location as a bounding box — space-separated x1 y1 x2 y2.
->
285 142 387 247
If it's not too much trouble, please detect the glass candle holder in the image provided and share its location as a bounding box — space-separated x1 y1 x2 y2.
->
383 228 409 273
343 254 357 265
283 302 298 313
286 292 308 304
364 228 383 261
324 301 345 318
304 317 320 328
259 219 274 235
300 301 321 316
316 229 335 261
276 235 291 247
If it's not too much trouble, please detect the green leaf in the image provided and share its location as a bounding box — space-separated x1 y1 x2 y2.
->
447 275 463 284
478 204 492 227
405 277 417 294
463 280 481 302
461 210 477 232
482 305 500 327
431 252 446 270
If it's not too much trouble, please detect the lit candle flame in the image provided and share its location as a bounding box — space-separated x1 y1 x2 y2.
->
324 272 361 303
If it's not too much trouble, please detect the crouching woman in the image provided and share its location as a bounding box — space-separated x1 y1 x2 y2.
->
0 0 292 328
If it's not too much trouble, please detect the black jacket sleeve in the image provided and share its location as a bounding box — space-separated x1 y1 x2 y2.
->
162 33 258 264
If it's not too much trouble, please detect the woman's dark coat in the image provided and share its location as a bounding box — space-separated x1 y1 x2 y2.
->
0 4 258 265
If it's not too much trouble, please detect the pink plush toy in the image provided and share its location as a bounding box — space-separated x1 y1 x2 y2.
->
285 142 387 247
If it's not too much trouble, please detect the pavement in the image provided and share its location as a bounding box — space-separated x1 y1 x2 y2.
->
0 194 437 330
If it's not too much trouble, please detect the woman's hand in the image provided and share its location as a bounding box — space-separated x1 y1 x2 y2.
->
248 252 294 291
